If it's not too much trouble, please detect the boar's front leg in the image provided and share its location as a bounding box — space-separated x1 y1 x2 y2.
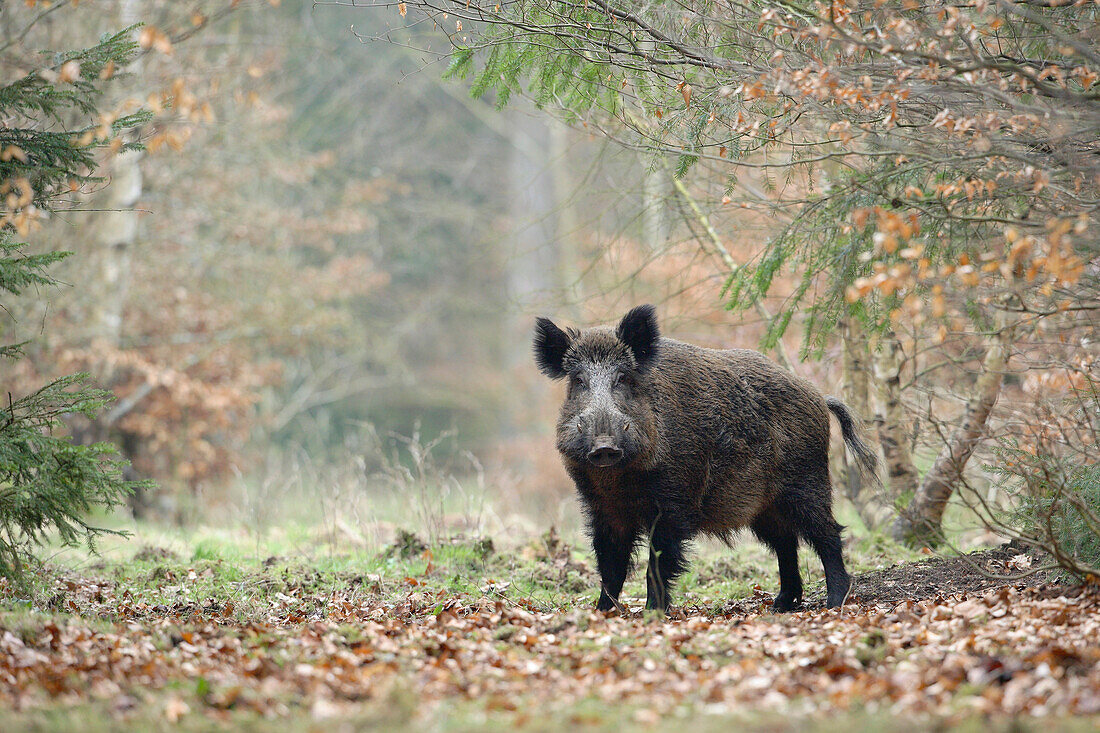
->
645 520 689 612
751 512 804 612
591 520 639 612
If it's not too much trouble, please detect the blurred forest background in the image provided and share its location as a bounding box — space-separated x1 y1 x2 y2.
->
2 0 767 539
2 0 1098 573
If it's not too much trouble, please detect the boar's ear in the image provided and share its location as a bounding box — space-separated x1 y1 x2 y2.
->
534 317 572 379
617 304 660 371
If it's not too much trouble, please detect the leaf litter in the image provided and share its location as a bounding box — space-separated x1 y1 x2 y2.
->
1 541 1098 727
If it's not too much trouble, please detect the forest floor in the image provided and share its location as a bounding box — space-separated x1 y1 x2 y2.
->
1 526 1098 732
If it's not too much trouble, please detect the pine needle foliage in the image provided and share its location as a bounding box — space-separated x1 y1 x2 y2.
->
406 0 1098 352
994 446 1100 580
1 27 150 584
0 370 137 581
722 160 999 357
0 27 149 214
0 238 70 297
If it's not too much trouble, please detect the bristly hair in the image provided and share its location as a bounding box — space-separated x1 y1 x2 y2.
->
562 331 634 372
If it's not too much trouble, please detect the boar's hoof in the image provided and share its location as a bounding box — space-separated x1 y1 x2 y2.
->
771 593 803 613
825 576 852 609
595 593 622 613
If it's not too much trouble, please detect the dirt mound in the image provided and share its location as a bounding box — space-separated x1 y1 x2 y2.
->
818 542 1064 608
708 543 1069 616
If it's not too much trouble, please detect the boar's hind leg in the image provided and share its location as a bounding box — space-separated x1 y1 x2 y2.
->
805 525 851 608
751 513 803 612
645 520 689 612
790 494 851 609
591 521 639 612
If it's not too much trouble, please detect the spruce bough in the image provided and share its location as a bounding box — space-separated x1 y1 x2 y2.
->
1 27 150 583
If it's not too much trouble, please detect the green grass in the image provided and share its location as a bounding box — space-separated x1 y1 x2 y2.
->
8 516 923 625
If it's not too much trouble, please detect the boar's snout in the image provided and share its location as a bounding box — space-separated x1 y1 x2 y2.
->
587 437 624 467
559 411 636 468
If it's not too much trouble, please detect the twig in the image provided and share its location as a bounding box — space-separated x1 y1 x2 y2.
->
669 176 796 373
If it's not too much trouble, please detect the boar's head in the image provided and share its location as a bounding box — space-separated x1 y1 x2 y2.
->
533 305 660 470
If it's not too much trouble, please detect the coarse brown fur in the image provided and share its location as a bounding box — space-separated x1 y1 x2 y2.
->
534 305 878 612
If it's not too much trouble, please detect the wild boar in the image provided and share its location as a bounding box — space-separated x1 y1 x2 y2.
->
534 305 877 612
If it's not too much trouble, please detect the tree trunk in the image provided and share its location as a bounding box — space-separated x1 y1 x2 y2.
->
505 110 564 433
839 318 894 528
891 326 1011 547
873 330 921 511
88 3 145 514
548 121 582 319
86 148 141 347
840 318 870 502
77 2 142 359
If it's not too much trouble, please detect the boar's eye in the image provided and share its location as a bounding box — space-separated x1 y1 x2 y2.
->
570 373 587 390
613 372 629 388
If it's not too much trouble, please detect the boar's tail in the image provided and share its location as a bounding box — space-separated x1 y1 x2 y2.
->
825 396 880 487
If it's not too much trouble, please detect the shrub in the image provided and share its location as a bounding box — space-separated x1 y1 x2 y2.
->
991 445 1100 579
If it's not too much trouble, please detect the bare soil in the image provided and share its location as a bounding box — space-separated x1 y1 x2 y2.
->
713 542 1069 616
841 543 1064 606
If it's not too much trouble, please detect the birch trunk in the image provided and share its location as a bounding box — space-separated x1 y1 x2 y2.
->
840 319 895 527
86 149 141 347
87 3 145 513
87 1 142 353
891 326 1012 546
840 318 870 502
874 331 921 509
